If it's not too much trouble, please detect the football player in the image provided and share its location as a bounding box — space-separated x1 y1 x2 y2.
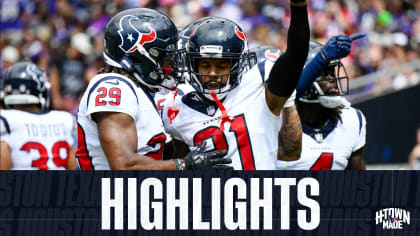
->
161 0 310 170
249 45 302 162
0 62 78 170
76 8 230 170
277 35 367 170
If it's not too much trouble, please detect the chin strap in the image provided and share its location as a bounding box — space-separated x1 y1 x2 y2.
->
210 91 233 131
167 89 179 124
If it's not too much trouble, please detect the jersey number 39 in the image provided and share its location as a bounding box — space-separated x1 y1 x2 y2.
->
20 141 70 170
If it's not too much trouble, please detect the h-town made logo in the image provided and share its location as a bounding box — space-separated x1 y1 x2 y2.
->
375 208 410 229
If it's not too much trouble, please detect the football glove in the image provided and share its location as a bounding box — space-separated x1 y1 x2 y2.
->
184 141 231 170
321 35 352 63
321 33 366 64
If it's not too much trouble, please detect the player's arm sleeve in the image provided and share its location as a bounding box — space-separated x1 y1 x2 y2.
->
353 109 367 151
295 53 326 99
85 80 138 120
266 2 309 97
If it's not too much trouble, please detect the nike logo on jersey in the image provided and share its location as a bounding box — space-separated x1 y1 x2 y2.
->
105 80 120 86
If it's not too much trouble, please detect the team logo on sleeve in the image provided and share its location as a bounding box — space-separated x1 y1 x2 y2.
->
118 15 157 53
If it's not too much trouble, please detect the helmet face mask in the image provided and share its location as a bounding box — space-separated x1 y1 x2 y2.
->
103 8 181 90
316 62 349 97
2 62 50 112
185 17 252 101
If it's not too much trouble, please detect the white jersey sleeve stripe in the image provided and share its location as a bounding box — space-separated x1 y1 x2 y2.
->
257 61 266 84
355 108 363 134
138 85 159 111
0 115 11 134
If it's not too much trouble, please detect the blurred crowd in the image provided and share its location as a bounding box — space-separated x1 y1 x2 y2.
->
1 0 420 114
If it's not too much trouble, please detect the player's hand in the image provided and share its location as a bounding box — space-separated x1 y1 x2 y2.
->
320 33 366 63
184 142 231 170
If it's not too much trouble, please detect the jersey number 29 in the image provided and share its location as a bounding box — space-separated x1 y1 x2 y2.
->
96 87 121 106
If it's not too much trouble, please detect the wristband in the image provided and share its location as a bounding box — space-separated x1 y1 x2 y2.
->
174 159 185 170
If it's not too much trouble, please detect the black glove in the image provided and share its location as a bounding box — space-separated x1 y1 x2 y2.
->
184 142 231 170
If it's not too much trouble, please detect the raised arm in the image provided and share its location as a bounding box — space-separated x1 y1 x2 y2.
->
296 33 365 99
265 0 310 115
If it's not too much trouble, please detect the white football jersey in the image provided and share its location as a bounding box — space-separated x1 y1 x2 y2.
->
154 83 195 120
154 83 195 146
276 106 366 170
161 61 281 170
0 109 76 170
76 73 166 170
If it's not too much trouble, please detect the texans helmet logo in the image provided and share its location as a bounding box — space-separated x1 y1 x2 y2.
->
234 26 246 41
26 64 44 89
118 15 157 53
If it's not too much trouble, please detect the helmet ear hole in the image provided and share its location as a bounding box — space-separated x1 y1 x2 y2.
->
120 56 135 74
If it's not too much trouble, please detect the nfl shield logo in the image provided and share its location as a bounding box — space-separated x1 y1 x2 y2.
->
315 133 323 143
207 106 215 116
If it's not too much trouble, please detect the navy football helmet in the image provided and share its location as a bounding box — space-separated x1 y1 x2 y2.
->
299 41 350 108
178 16 218 50
103 8 181 89
249 46 282 68
2 62 50 111
186 17 253 101
173 17 220 84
